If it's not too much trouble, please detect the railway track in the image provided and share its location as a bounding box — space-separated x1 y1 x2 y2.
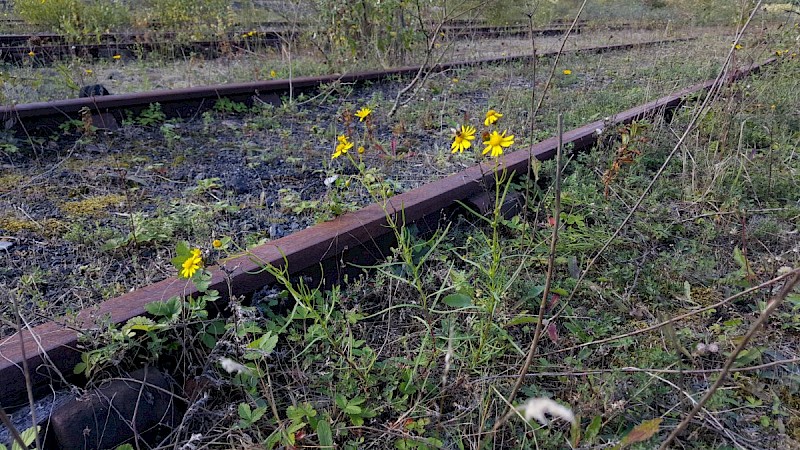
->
0 50 775 412
0 23 588 64
0 37 693 135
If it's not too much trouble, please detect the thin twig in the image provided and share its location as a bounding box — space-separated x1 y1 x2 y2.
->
476 356 800 380
658 270 800 449
0 405 28 450
11 292 42 450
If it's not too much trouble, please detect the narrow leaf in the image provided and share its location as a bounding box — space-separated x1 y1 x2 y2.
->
619 417 662 448
443 293 473 308
585 415 602 443
317 419 334 448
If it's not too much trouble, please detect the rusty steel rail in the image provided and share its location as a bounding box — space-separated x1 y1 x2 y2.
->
0 57 775 410
1 38 693 134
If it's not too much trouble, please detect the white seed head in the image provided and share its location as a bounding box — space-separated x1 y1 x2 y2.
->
516 397 575 426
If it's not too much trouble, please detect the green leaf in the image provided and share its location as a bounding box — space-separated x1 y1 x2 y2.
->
443 293 472 308
171 241 191 270
115 445 134 450
11 426 40 450
335 393 347 410
317 419 334 448
344 404 363 415
504 315 542 327
585 415 602 443
193 270 212 292
199 332 217 349
287 420 306 435
264 430 282 449
124 316 157 332
570 415 582 447
246 332 278 357
734 347 763 367
145 297 182 319
238 403 253 421
73 361 87 375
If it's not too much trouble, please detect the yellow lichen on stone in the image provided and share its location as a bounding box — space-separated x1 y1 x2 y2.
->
60 194 126 217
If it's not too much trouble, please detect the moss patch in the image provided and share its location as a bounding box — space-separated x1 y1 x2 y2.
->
60 194 127 217
0 215 66 235
0 173 23 194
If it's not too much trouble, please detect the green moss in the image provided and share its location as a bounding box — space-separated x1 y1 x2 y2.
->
0 215 66 235
60 194 126 217
0 173 23 194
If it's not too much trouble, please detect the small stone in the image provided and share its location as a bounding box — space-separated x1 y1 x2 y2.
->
46 367 181 450
0 240 12 251
84 143 108 153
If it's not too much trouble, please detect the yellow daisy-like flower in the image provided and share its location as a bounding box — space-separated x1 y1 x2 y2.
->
112 54 121 60
734 44 743 50
85 69 93 74
270 70 277 78
563 69 572 75
451 125 476 153
357 146 365 154
28 51 35 57
332 134 353 159
355 107 372 121
482 130 514 158
212 239 222 248
180 248 203 278
484 109 503 126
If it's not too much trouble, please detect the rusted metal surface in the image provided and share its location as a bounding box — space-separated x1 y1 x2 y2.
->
0 38 693 134
0 36 284 63
0 54 772 410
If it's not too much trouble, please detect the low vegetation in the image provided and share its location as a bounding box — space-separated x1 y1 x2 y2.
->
1 1 799 449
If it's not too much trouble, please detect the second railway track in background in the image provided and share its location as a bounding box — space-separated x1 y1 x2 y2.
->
0 37 694 135
0 22 599 64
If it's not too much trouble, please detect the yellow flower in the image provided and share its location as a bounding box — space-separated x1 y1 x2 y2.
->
451 125 476 153
112 54 121 60
562 69 572 75
482 130 514 158
270 70 277 78
357 146 365 154
180 248 203 278
332 134 353 159
776 49 783 56
212 239 222 248
28 51 35 57
734 44 743 50
85 69 93 74
452 78 459 83
484 109 503 126
355 107 372 121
